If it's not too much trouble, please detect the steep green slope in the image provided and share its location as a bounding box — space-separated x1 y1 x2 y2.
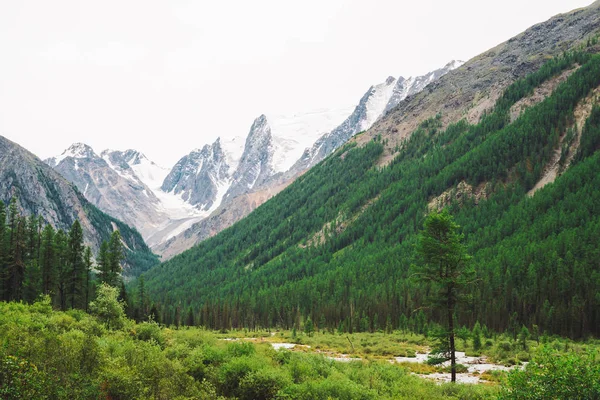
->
144 50 600 338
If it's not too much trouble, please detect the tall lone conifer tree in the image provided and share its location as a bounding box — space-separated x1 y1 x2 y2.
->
415 209 473 383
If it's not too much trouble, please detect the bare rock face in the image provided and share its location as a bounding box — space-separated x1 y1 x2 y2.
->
289 61 461 174
223 115 276 201
46 144 166 239
161 138 230 211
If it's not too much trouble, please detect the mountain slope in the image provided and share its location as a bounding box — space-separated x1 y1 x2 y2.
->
47 144 168 239
290 61 462 173
158 63 458 258
360 0 600 165
142 9 600 339
1 136 158 276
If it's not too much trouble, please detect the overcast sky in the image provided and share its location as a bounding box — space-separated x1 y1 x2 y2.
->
0 0 594 167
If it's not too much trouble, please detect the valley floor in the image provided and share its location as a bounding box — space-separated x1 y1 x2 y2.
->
1 300 600 399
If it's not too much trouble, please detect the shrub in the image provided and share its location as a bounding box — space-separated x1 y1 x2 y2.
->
0 354 53 400
500 348 600 399
238 369 289 400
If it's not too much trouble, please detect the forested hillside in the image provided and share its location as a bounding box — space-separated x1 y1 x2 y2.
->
0 198 139 309
0 135 158 277
143 47 600 338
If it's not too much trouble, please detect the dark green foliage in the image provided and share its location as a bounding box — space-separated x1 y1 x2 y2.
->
0 203 134 311
142 51 600 340
414 210 473 381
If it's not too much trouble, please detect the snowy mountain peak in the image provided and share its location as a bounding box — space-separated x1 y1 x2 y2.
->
445 60 465 69
160 137 231 211
47 143 97 166
385 76 396 85
383 59 463 115
120 149 152 166
248 114 271 139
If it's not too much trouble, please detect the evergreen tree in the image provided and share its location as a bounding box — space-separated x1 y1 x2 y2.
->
149 304 160 324
138 276 147 320
106 231 124 287
23 215 42 302
67 220 85 309
97 240 110 285
472 321 482 351
83 246 93 311
304 316 315 337
186 307 195 326
54 229 68 310
40 224 56 296
415 210 473 383
10 216 27 301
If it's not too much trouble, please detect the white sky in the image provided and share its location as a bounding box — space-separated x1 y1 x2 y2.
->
0 0 594 167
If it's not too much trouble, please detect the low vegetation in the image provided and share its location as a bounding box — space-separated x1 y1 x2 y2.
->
2 299 599 399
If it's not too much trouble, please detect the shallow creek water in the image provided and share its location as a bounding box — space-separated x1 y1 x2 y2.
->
222 339 523 384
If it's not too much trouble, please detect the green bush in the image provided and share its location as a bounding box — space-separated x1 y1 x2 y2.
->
500 347 600 399
135 321 165 347
238 368 289 400
0 354 53 400
218 356 261 397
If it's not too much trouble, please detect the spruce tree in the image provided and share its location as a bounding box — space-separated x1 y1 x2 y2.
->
67 220 85 309
106 231 124 287
54 229 68 310
97 240 110 285
415 210 473 383
83 246 93 311
40 224 56 295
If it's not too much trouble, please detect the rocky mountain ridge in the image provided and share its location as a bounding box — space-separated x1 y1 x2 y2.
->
46 60 459 258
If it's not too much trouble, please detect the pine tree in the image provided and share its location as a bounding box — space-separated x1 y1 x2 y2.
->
186 307 195 326
106 231 124 287
83 246 93 311
54 229 68 310
119 281 129 315
304 316 315 337
10 216 27 301
149 304 160 324
67 220 85 309
23 215 42 302
415 210 473 383
40 224 56 296
138 276 147 320
97 240 110 285
472 321 482 351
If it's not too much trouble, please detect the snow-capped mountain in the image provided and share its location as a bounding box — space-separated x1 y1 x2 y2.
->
46 60 462 258
384 60 465 115
46 144 168 240
291 60 463 173
102 149 170 190
223 115 275 200
161 138 231 212
45 144 208 249
266 108 352 173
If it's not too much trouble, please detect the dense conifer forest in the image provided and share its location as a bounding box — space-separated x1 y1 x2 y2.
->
142 48 600 339
0 197 150 309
